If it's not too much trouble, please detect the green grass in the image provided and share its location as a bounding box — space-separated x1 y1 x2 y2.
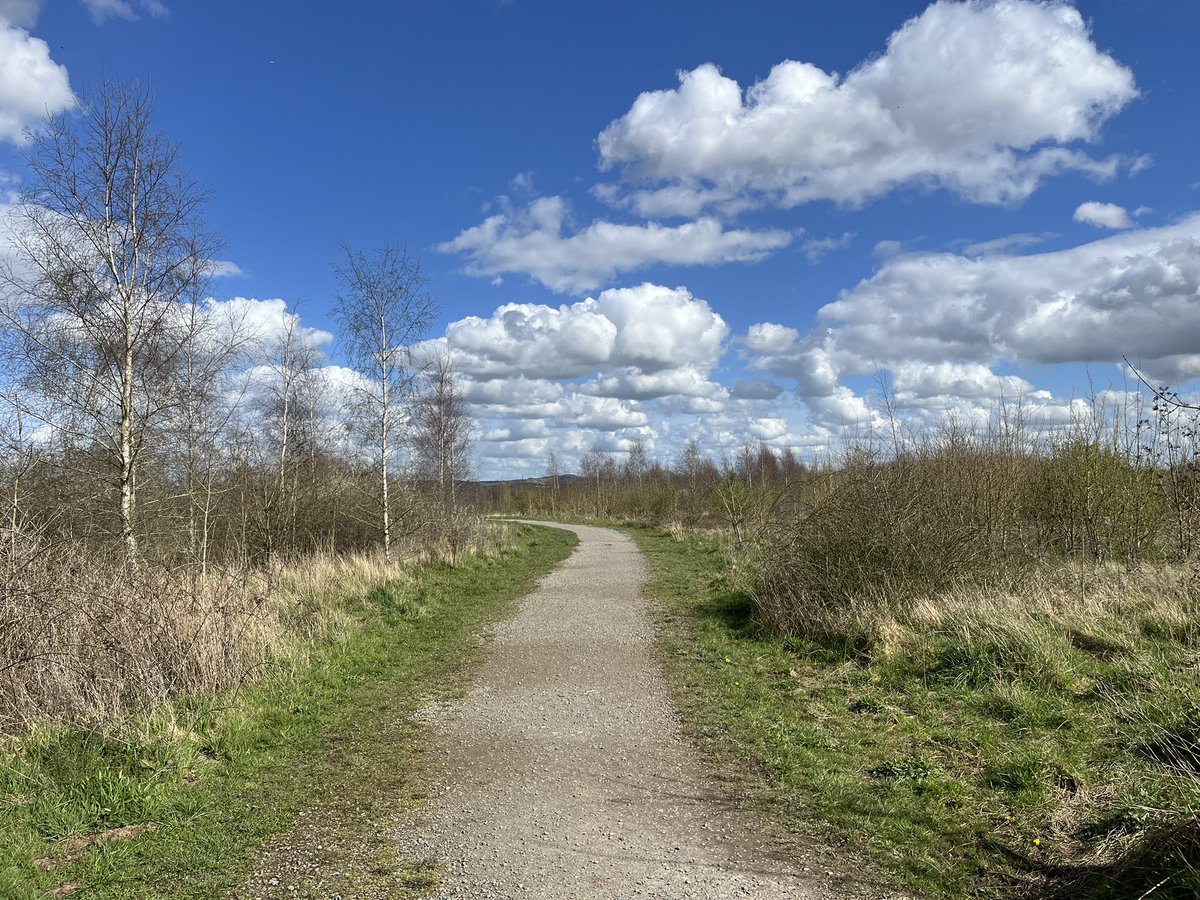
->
628 525 1200 899
0 523 576 899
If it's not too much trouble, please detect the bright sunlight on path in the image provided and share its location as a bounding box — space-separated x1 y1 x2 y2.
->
396 523 876 899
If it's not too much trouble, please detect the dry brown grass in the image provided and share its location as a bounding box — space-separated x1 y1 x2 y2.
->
0 532 283 734
0 517 510 736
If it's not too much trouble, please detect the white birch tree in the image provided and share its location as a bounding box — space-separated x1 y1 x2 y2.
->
0 80 218 560
332 243 435 560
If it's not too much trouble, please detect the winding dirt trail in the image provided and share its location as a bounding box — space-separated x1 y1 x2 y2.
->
396 522 889 899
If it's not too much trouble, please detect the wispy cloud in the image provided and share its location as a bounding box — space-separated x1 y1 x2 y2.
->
80 0 168 25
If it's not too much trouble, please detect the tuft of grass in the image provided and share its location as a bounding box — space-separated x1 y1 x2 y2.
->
0 522 576 898
630 524 1200 899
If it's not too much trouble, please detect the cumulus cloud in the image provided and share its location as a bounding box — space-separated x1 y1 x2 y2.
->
461 376 564 408
729 379 784 401
597 0 1137 215
435 283 727 381
1074 201 1133 229
890 361 1034 401
822 216 1200 378
745 215 1200 428
578 366 728 402
417 284 751 469
438 195 791 293
0 17 73 144
483 420 552 442
569 396 649 430
206 297 333 349
81 0 167 24
745 322 801 356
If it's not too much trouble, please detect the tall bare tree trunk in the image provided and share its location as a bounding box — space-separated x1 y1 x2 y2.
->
380 320 391 561
120 335 138 560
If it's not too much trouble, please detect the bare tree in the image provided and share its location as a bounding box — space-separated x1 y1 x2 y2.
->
580 442 616 518
412 353 474 516
623 437 650 483
333 243 436 560
545 448 561 514
0 80 218 560
168 296 252 575
250 311 320 561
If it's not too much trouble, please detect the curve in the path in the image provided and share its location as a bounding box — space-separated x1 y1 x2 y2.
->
396 522 873 899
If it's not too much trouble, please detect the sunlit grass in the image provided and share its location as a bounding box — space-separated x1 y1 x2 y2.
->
633 525 1200 899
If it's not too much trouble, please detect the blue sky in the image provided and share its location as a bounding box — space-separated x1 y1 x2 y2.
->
2 0 1199 477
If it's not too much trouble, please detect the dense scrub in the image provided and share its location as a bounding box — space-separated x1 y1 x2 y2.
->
0 518 501 735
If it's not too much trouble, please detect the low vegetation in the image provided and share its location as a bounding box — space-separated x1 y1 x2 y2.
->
495 393 1200 897
635 526 1199 899
1 522 576 898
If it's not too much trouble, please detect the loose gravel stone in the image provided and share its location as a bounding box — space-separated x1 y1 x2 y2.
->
392 522 905 899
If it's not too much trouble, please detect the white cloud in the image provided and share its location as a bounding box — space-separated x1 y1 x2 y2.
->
509 170 536 194
800 232 854 264
962 232 1052 256
729 379 784 401
823 216 1200 378
206 297 333 350
0 17 73 144
205 259 245 278
890 361 1034 401
597 0 1137 215
482 420 551 442
478 438 554 461
873 239 905 259
578 365 728 402
745 322 801 355
81 0 167 24
1073 200 1133 229
569 396 649 430
438 195 791 293
461 376 564 408
745 215 1200 430
0 0 40 27
434 283 727 381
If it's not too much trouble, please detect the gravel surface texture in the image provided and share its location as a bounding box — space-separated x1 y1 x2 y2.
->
393 522 900 899
234 522 908 899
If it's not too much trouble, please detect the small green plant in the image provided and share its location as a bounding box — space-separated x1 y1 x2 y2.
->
870 753 935 783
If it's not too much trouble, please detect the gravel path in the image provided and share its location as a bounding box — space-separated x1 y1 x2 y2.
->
394 522 891 899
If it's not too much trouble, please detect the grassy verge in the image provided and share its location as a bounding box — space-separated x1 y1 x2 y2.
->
1 523 576 899
629 525 1200 899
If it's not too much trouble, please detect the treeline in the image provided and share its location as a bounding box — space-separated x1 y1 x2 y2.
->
0 81 476 732
490 391 1200 626
482 437 806 530
0 80 473 569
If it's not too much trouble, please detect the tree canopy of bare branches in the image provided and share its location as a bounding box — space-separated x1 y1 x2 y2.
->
332 243 437 559
0 80 220 560
412 352 474 517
